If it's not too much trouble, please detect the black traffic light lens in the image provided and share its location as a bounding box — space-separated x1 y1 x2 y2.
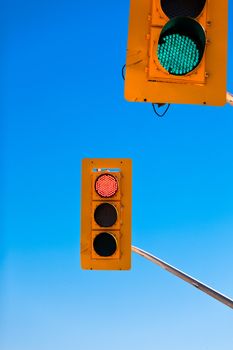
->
93 232 117 257
95 174 118 198
94 203 117 227
157 17 206 75
161 0 206 18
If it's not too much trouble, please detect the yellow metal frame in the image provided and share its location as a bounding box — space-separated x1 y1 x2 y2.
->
80 158 132 270
125 0 228 106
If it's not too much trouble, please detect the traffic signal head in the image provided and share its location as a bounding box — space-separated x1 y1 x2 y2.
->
80 158 132 270
125 0 228 106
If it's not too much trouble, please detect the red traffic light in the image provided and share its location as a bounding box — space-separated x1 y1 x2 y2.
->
95 174 118 198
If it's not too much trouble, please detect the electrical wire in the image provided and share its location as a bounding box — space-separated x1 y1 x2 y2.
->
152 102 170 117
121 64 126 81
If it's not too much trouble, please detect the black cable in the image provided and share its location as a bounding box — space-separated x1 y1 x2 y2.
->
121 64 126 80
152 103 170 117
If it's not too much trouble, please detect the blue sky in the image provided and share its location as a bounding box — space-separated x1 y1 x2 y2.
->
1 1 233 349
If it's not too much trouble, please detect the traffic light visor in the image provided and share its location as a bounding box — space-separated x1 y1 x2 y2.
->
161 0 206 18
157 17 206 75
93 232 117 257
94 203 118 227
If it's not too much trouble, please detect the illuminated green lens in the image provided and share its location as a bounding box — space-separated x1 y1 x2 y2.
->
158 33 200 75
157 17 206 76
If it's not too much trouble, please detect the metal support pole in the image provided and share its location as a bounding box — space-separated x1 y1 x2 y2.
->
132 245 233 309
227 92 233 106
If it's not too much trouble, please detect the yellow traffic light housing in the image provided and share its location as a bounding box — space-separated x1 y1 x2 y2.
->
80 158 132 270
125 0 228 106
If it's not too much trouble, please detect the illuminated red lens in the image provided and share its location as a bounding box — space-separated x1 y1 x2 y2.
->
95 174 118 198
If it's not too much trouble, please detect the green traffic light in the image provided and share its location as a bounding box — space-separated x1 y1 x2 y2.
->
158 33 200 75
157 17 206 76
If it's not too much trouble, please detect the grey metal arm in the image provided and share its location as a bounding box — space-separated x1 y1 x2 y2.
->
132 245 233 309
